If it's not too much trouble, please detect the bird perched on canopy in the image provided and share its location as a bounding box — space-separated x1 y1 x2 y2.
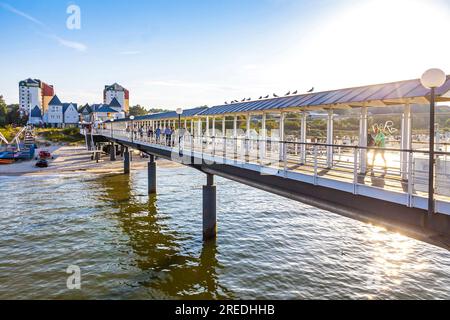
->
273 93 279 98
285 91 290 96
307 87 314 93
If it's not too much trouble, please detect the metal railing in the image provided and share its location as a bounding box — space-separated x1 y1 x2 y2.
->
94 128 450 206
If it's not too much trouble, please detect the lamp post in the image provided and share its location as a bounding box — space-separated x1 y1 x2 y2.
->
176 108 183 155
130 115 135 143
420 68 446 215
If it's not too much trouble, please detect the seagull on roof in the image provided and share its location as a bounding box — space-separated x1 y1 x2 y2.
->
264 95 269 99
273 93 279 98
241 98 246 102
285 91 291 96
259 96 263 100
307 87 314 93
292 90 298 95
225 102 228 105
247 98 251 101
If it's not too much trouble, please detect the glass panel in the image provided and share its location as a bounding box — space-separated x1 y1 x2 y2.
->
306 112 327 143
225 116 234 137
284 112 301 142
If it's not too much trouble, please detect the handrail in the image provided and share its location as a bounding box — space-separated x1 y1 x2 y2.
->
101 129 450 156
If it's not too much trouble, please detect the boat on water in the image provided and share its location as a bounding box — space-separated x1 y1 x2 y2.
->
0 159 15 165
0 144 35 160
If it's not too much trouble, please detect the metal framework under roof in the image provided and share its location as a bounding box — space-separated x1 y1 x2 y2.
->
127 76 450 122
201 76 450 116
134 106 208 121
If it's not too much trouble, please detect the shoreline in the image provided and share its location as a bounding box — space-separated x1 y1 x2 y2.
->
0 144 183 177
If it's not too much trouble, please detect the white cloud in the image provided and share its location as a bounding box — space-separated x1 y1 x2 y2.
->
0 2 46 28
53 36 87 52
0 2 88 53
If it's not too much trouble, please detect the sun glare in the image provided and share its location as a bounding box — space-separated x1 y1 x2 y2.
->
275 0 450 91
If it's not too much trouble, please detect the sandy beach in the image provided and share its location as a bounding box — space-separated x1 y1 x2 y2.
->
0 144 182 176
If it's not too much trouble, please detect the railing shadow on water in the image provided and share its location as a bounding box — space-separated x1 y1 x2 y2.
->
92 172 234 299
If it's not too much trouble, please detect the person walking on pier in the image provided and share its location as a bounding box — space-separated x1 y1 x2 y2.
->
370 127 387 175
147 127 154 141
165 126 173 146
156 127 161 143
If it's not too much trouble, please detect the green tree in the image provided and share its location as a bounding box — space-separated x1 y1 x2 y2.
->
129 105 172 116
129 104 149 116
0 95 8 126
6 104 26 126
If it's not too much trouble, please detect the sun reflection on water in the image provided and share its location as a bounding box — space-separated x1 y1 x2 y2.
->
362 224 430 298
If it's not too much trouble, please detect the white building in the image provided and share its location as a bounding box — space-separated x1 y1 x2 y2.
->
103 83 129 114
63 103 79 126
19 78 54 117
19 79 40 116
29 105 43 126
47 95 64 127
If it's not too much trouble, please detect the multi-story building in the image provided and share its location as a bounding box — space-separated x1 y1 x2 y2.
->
103 83 129 114
19 78 54 116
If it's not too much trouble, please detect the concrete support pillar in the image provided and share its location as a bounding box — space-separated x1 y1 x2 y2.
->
401 103 412 180
110 142 116 161
359 106 368 174
326 109 334 168
124 148 130 174
148 154 156 194
300 112 307 164
203 174 217 241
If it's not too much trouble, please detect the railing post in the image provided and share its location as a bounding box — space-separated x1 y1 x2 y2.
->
223 136 227 164
283 141 288 177
353 146 358 194
408 151 414 207
313 145 318 185
234 137 238 163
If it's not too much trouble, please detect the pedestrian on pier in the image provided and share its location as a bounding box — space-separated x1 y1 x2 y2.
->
370 127 387 175
156 127 161 143
148 127 154 140
165 127 173 146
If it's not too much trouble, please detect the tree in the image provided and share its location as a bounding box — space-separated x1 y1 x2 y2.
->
129 104 148 116
6 104 26 126
0 95 7 126
129 104 171 116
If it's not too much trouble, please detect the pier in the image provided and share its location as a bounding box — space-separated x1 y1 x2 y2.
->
85 76 450 250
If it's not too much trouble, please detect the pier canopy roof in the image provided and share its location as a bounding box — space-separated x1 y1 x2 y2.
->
200 75 450 116
134 106 208 121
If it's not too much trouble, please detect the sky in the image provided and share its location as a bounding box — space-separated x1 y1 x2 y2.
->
1 0 450 110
